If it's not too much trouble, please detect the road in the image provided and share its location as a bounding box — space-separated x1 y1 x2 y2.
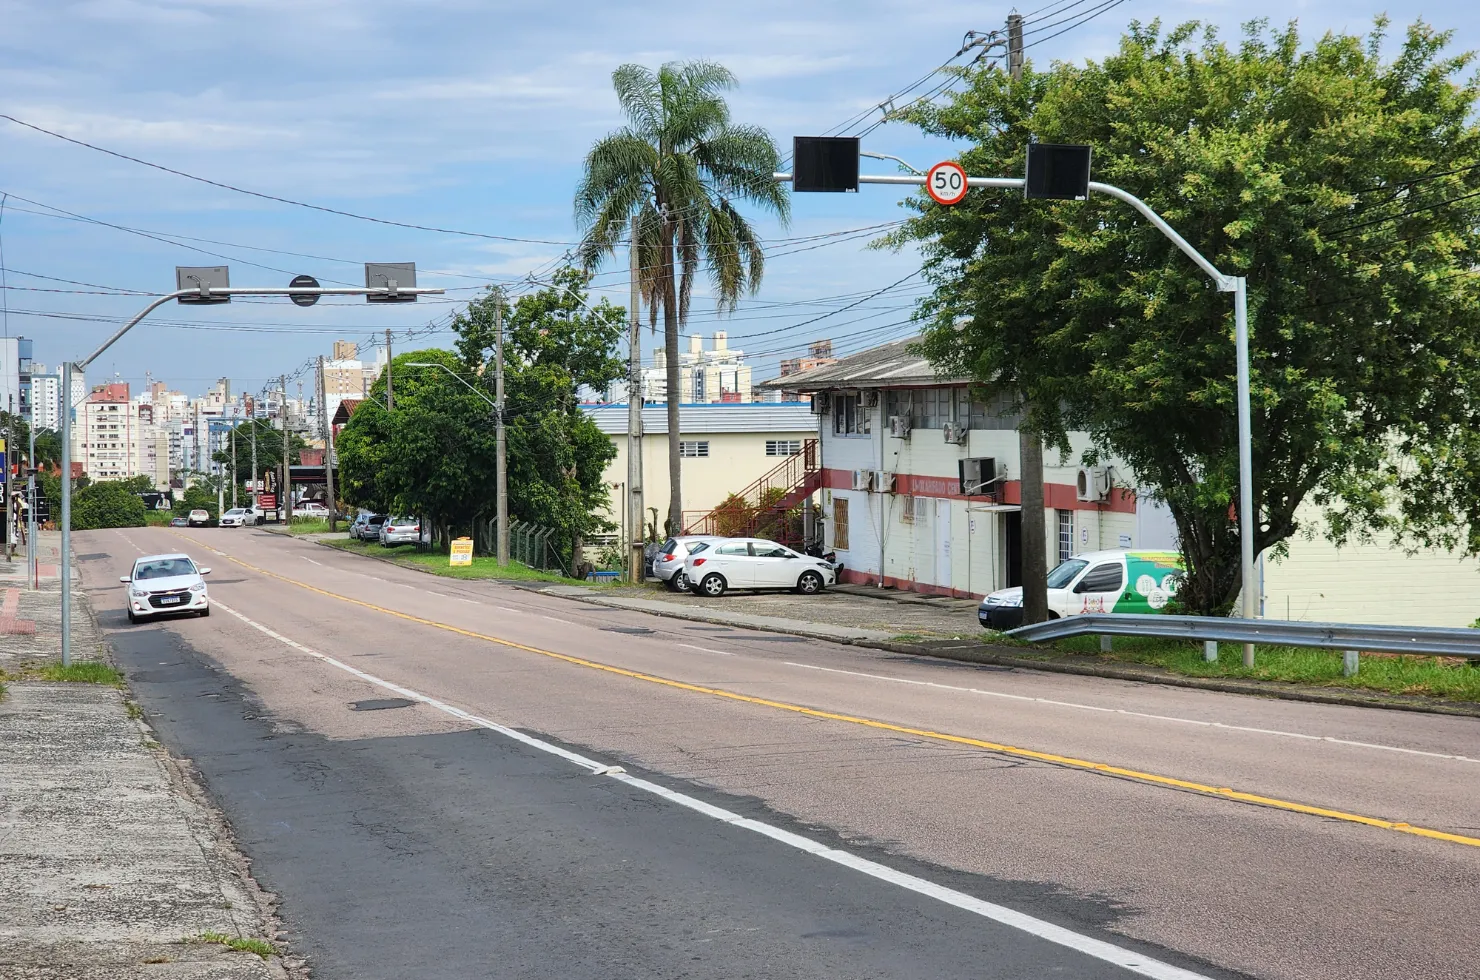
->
79 526 1480 980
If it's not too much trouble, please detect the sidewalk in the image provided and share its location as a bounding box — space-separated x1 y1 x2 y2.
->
0 534 283 979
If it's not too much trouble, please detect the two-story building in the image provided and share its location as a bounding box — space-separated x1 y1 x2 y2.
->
762 337 1171 599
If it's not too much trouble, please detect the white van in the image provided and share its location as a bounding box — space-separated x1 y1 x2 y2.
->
979 550 1183 630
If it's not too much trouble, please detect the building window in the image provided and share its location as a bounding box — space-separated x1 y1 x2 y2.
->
766 439 802 457
678 441 710 458
901 495 914 523
832 393 869 436
833 498 849 550
1057 509 1074 562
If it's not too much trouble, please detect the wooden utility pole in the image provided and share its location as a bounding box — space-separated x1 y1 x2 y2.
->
230 408 238 508
317 356 337 532
627 213 645 581
494 292 508 563
250 412 257 510
385 327 394 410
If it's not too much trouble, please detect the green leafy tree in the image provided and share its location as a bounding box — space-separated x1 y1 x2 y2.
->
890 18 1480 615
71 480 147 530
454 268 627 572
33 428 63 468
337 349 499 544
576 60 789 535
172 485 220 519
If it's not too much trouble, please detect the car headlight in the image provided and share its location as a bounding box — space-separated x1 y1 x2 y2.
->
984 594 1021 608
190 583 207 593
130 589 147 598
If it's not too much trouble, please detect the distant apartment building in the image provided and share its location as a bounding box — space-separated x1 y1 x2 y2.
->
777 340 838 403
641 332 752 404
317 340 367 430
31 366 62 433
0 336 33 421
79 383 138 483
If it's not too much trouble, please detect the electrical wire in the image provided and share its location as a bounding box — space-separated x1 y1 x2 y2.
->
1021 0 1129 51
0 113 583 246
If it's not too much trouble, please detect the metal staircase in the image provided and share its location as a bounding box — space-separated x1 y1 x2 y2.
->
682 439 820 547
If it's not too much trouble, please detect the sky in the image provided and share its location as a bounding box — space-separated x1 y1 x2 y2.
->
3 0 1477 403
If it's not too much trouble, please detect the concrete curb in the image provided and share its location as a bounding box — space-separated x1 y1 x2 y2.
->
306 536 1480 720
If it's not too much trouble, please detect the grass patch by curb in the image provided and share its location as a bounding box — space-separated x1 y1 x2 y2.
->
287 517 332 535
0 662 126 687
1025 634 1480 702
322 537 603 586
189 932 275 959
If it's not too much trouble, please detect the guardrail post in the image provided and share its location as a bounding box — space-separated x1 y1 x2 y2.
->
1343 650 1359 677
1100 635 1112 653
1203 640 1218 663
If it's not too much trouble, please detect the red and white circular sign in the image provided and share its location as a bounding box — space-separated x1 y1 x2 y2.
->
926 161 969 206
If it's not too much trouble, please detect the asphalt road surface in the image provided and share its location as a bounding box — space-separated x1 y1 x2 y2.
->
80 527 1480 980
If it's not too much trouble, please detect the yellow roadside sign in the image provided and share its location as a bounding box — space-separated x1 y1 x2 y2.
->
450 537 474 566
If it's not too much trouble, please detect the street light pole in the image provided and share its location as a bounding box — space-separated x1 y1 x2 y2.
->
775 166 1259 658
57 282 444 665
493 292 508 564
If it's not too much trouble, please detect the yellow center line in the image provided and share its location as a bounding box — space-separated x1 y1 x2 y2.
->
171 530 1480 850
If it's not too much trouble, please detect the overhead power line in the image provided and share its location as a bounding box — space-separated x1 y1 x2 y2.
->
0 112 582 245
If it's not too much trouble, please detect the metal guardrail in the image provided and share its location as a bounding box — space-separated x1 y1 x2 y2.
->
1006 614 1480 676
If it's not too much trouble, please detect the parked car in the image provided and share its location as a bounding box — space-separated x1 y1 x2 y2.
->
379 516 422 547
978 550 1184 631
652 536 723 593
169 516 189 528
186 509 212 528
351 513 388 541
121 553 211 623
292 501 330 518
217 507 252 528
683 538 836 598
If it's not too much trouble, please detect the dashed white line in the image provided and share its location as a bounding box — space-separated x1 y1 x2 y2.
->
782 661 1479 764
301 557 322 566
678 643 735 657
208 595 1211 980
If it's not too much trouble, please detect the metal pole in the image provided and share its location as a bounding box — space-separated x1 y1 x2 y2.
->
494 291 508 564
60 362 71 667
250 413 257 511
280 376 289 523
318 355 337 532
385 327 394 411
1234 277 1257 666
627 213 645 582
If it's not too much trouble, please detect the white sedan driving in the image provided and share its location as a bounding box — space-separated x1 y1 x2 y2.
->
121 553 212 623
683 538 836 598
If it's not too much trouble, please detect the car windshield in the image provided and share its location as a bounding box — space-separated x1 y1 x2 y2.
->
1046 558 1089 589
135 558 196 580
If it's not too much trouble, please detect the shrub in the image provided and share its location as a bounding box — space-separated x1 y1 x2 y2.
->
70 480 147 530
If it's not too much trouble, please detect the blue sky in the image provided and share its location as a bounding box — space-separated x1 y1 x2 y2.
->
3 0 1476 403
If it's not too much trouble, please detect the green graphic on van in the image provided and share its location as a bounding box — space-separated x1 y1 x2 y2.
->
1119 553 1183 614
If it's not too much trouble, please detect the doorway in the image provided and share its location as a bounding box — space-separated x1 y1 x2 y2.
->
1003 511 1022 588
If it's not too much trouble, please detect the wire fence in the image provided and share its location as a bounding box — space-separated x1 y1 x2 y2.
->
477 518 566 573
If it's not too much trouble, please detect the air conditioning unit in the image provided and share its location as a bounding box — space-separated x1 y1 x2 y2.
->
852 468 873 491
942 421 967 445
809 396 827 415
873 470 896 494
861 390 879 408
888 415 912 439
959 457 1000 496
1076 466 1111 502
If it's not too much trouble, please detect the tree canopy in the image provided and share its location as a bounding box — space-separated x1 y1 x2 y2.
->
891 18 1480 614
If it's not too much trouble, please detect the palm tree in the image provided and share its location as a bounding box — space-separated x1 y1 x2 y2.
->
576 61 788 536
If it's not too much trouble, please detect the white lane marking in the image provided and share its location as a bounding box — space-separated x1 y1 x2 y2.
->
783 662 1480 764
302 557 322 566
679 643 735 657
209 596 1209 980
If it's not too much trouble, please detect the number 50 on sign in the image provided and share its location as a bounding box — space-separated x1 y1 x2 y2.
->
926 161 969 206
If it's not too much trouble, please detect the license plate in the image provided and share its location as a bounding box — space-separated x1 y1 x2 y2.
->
158 596 183 605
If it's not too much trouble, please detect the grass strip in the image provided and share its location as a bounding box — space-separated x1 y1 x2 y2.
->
322 537 600 586
190 932 276 959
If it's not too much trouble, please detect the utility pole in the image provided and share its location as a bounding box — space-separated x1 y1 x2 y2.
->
279 375 289 523
1002 13 1049 625
1007 13 1024 80
627 213 645 582
385 327 394 410
250 411 258 510
193 402 200 489
27 406 36 589
494 291 508 563
5 396 13 561
230 408 238 509
318 355 337 532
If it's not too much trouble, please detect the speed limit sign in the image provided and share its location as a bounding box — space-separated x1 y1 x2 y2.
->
926 161 969 206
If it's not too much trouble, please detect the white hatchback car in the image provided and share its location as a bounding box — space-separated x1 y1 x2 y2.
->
683 537 836 597
651 535 723 593
122 553 211 623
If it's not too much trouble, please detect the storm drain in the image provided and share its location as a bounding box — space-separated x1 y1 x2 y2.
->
600 626 656 635
350 698 415 711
